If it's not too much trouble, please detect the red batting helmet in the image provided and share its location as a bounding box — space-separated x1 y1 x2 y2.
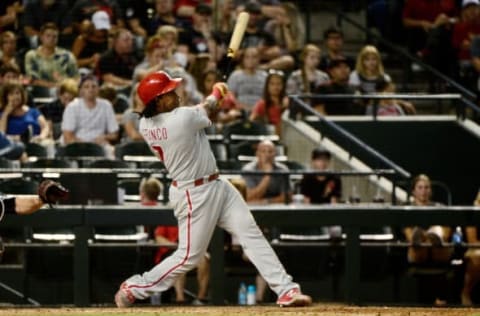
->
137 71 182 105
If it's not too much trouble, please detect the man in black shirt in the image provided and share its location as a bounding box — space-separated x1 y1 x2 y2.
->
300 147 342 204
314 57 364 115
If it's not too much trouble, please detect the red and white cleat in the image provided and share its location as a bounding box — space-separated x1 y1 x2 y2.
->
276 287 312 307
114 282 136 307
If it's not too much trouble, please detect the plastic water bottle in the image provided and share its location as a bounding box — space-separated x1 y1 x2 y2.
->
452 226 463 245
238 282 247 305
247 285 256 305
150 292 161 305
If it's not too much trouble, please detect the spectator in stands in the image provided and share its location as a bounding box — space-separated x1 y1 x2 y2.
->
250 69 288 136
452 0 480 85
0 31 23 71
0 1 22 33
349 45 392 94
472 36 480 93
97 28 138 94
263 2 305 56
141 177 210 305
0 130 24 160
404 174 453 265
286 44 329 95
299 147 342 204
460 190 480 306
98 85 129 123
72 11 111 74
69 0 125 34
177 3 215 64
132 34 176 85
174 0 212 22
121 84 144 143
121 1 149 44
61 75 119 148
148 0 186 36
0 83 51 145
314 57 364 115
0 64 34 107
24 23 79 98
402 0 458 57
404 174 453 306
240 1 294 71
165 66 202 106
242 140 291 204
41 78 78 141
215 0 236 34
23 0 72 49
227 47 267 113
366 81 416 116
318 26 355 72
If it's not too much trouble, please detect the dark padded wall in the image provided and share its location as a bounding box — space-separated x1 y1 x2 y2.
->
313 120 480 205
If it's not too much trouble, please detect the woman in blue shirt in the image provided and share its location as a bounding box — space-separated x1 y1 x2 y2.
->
0 83 50 143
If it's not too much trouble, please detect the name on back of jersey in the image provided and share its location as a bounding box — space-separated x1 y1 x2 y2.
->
142 127 168 142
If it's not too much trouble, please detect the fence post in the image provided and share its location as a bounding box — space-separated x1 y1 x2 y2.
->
74 225 90 306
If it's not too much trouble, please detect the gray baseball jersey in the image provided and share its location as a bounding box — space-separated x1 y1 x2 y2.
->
122 104 300 300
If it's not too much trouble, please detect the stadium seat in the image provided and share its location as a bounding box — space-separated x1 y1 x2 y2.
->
0 157 16 168
115 141 153 160
216 159 242 171
23 158 75 168
88 159 131 169
60 142 106 157
222 120 271 140
0 178 39 194
25 142 48 159
148 161 166 170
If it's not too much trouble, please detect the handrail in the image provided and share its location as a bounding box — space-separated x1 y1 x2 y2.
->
291 93 462 101
0 167 396 177
322 3 479 101
291 92 480 118
289 95 411 180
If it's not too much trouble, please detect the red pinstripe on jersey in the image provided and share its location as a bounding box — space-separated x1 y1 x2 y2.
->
128 190 193 290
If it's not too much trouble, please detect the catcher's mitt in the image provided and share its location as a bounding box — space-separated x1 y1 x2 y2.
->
38 180 69 206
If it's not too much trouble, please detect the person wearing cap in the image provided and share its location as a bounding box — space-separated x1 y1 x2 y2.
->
299 147 342 204
23 0 72 46
69 0 125 34
313 57 363 115
114 71 312 308
24 22 79 97
240 0 294 71
72 10 110 71
61 75 119 147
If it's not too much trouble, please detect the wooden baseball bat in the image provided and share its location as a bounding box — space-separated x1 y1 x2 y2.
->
222 12 249 79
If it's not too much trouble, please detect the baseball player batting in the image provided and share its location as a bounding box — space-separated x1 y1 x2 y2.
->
114 71 312 307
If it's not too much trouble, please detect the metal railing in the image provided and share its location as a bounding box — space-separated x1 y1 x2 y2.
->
288 95 411 186
289 93 480 120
